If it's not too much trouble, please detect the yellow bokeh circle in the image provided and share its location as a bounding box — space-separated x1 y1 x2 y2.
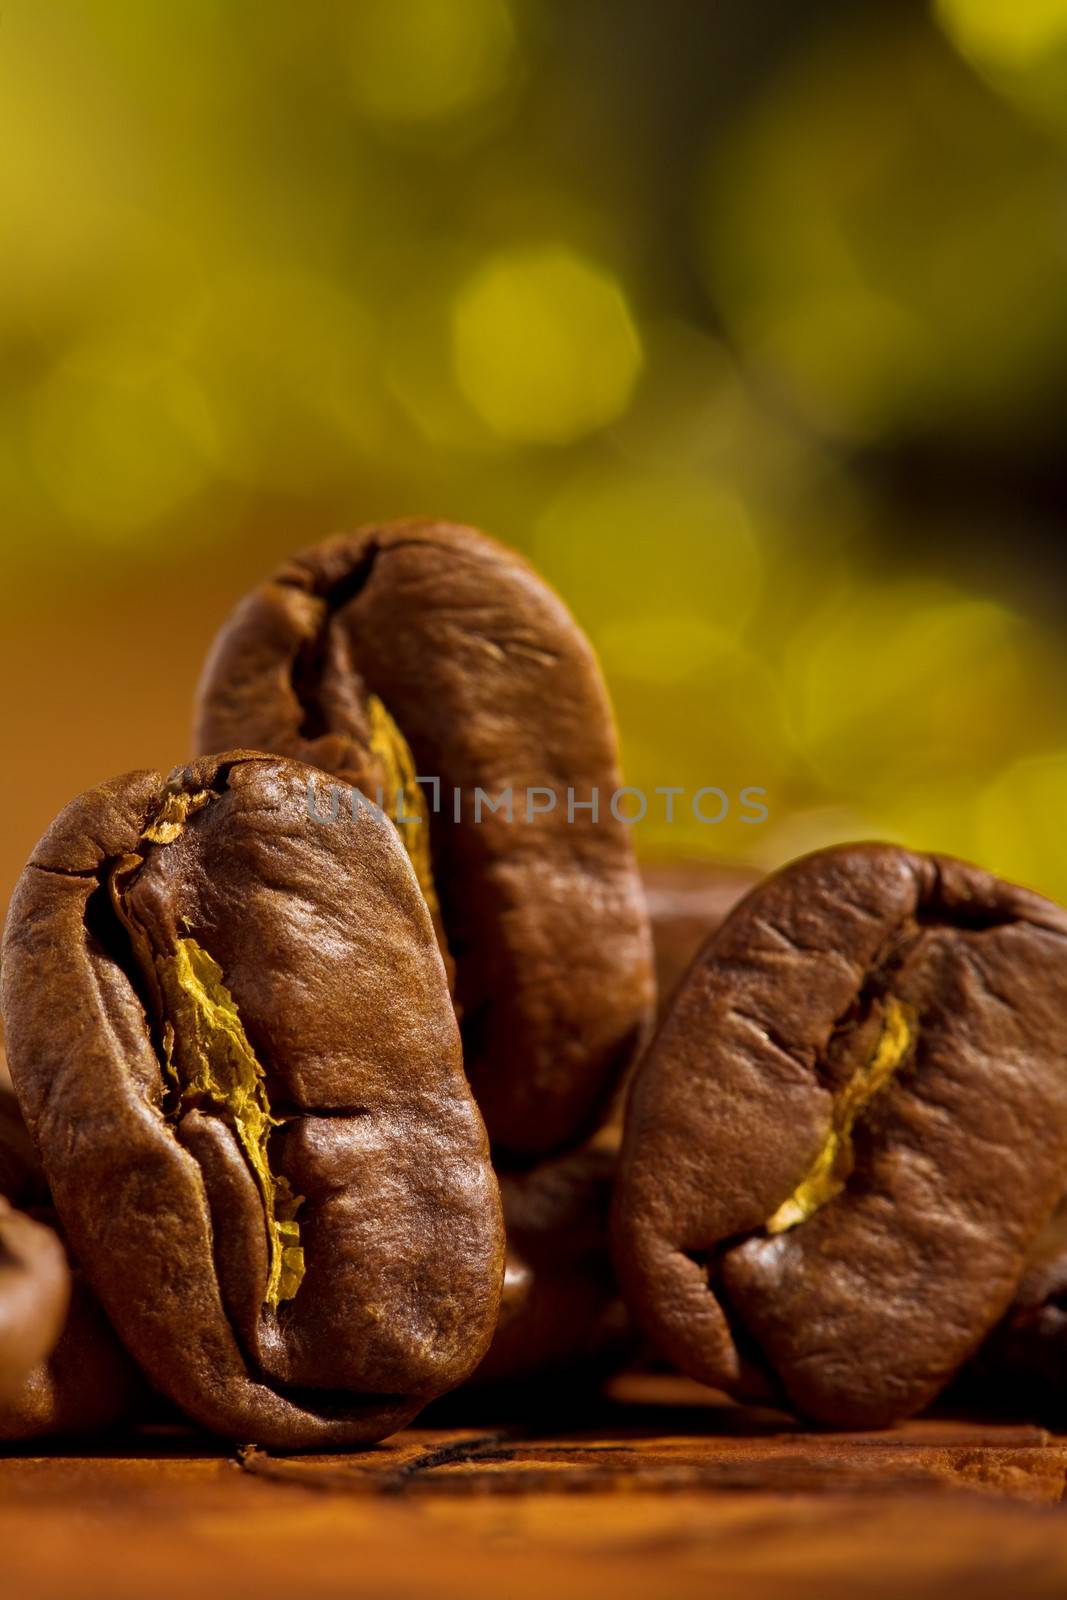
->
452 246 643 444
936 0 1067 69
349 0 517 124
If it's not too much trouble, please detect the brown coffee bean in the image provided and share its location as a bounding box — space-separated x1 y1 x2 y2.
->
0 1269 145 1443
969 1197 1067 1420
614 843 1067 1427
0 1041 143 1442
2 751 504 1447
0 1197 69 1408
470 1136 631 1388
468 859 764 1386
194 520 654 1161
0 1040 47 1209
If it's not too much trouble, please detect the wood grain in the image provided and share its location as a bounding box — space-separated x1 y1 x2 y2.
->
2 1375 1067 1600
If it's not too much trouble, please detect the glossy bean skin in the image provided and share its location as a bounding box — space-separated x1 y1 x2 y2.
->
615 843 1067 1427
2 751 504 1447
194 521 654 1163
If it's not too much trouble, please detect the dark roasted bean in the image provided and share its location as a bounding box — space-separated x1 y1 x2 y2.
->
614 843 1067 1427
194 520 654 1162
2 751 504 1447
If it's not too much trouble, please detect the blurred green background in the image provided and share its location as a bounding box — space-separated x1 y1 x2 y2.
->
4 0 1067 920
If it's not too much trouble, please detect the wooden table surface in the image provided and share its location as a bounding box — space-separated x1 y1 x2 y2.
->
3 1374 1067 1600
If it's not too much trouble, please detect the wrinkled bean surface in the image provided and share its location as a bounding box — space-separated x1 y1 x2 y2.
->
195 521 653 1161
2 752 504 1447
615 844 1067 1427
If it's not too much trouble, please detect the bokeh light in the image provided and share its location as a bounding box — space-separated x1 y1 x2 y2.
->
700 10 1067 442
935 0 1067 140
936 0 1067 69
190 272 385 492
534 467 762 650
977 752 1067 894
28 335 214 539
783 585 1033 791
452 247 643 443
347 0 518 126
2 1 1067 925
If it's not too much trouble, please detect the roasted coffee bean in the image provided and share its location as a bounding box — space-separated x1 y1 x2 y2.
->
614 843 1067 1428
0 1044 48 1212
194 521 654 1160
969 1197 1067 1420
0 1030 68 1407
1 751 504 1447
0 1197 68 1408
470 860 763 1385
0 1269 144 1443
0 1041 142 1442
642 861 761 1021
470 1137 631 1388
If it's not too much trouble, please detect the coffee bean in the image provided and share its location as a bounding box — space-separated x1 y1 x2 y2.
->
2 751 504 1447
614 843 1067 1427
0 1197 69 1409
194 520 654 1162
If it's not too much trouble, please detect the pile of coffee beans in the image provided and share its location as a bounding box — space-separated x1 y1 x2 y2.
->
2 521 1064 1445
